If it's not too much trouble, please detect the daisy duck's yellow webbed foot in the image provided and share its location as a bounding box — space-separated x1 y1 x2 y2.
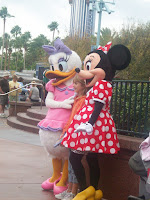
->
56 160 68 186
72 186 95 200
49 158 62 183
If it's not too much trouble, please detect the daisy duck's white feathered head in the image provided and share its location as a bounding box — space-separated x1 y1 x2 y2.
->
43 38 82 86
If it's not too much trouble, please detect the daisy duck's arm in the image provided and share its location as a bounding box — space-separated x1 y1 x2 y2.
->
45 91 74 109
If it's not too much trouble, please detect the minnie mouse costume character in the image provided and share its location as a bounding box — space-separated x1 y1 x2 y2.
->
62 43 131 200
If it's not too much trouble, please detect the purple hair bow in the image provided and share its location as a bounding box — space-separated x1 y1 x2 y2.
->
42 38 72 55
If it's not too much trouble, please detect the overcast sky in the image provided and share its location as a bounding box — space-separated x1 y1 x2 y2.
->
0 0 150 41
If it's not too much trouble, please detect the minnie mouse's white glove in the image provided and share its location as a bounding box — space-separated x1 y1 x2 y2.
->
75 122 93 134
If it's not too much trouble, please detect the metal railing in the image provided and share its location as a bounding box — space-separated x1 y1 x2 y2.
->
0 83 44 115
110 80 150 138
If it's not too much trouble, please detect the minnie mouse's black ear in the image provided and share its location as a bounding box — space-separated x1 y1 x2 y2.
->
107 44 131 70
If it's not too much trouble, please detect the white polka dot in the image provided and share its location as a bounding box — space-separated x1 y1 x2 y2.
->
90 138 96 144
108 96 111 101
105 90 108 95
106 133 111 139
102 126 105 132
99 135 102 141
74 124 79 129
107 83 112 88
94 89 98 95
68 128 73 133
96 120 102 126
105 126 109 132
101 141 105 147
109 120 112 125
85 100 88 105
110 148 116 154
77 147 82 151
106 113 109 118
74 115 77 120
105 119 107 124
108 141 113 146
83 114 88 119
85 146 91 151
100 113 105 118
65 144 68 147
70 142 75 147
98 149 103 153
112 127 116 132
87 106 93 111
94 130 99 136
86 92 90 98
99 93 104 98
116 142 120 148
80 139 84 144
96 144 100 149
63 141 67 146
114 134 116 140
92 147 96 151
82 107 86 112
68 136 70 140
72 133 77 138
77 115 81 121
99 84 104 89
70 120 73 124
89 114 92 118
82 131 86 136
85 138 88 143
76 140 78 145
95 81 99 86
89 99 94 104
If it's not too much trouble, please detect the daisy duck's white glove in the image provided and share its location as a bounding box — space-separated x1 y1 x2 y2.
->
75 122 93 134
45 92 74 109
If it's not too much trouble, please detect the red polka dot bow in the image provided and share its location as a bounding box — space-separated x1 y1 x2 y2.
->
97 41 112 54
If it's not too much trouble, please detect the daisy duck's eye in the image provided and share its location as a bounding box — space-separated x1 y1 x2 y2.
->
58 61 68 72
50 65 55 71
86 61 91 71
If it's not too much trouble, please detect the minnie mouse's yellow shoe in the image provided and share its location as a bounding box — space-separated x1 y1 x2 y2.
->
72 186 95 200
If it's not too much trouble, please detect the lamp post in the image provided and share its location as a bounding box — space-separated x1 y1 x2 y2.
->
89 0 115 49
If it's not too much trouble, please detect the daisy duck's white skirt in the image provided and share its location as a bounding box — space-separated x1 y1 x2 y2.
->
39 129 69 159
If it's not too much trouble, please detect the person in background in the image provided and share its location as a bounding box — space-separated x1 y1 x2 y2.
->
9 74 22 101
128 134 150 200
0 71 10 118
26 81 40 102
18 77 29 101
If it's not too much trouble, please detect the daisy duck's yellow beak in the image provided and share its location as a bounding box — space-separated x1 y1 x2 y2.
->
45 67 76 86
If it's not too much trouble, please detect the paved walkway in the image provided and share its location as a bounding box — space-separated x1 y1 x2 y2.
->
0 114 56 200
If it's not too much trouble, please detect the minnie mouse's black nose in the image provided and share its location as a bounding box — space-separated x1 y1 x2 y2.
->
75 68 80 73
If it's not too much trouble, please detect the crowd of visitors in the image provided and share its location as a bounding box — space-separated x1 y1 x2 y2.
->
0 71 45 118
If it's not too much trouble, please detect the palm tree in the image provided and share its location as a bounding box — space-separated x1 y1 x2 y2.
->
47 21 59 42
21 31 31 70
3 33 10 70
0 7 14 69
11 25 21 38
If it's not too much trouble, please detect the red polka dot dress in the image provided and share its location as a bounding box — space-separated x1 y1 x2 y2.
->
62 80 120 154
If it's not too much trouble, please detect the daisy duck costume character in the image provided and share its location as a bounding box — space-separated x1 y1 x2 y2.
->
38 38 82 195
61 42 131 200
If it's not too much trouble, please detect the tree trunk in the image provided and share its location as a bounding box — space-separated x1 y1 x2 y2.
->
23 49 26 70
4 46 8 70
1 18 6 70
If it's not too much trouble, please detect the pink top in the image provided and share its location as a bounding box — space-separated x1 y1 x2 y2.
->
38 79 74 131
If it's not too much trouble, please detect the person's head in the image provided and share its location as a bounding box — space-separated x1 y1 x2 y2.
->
18 77 24 83
31 81 36 87
3 71 10 80
12 74 18 82
73 75 87 96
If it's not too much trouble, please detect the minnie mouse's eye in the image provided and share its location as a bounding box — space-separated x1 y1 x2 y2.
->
86 61 91 70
